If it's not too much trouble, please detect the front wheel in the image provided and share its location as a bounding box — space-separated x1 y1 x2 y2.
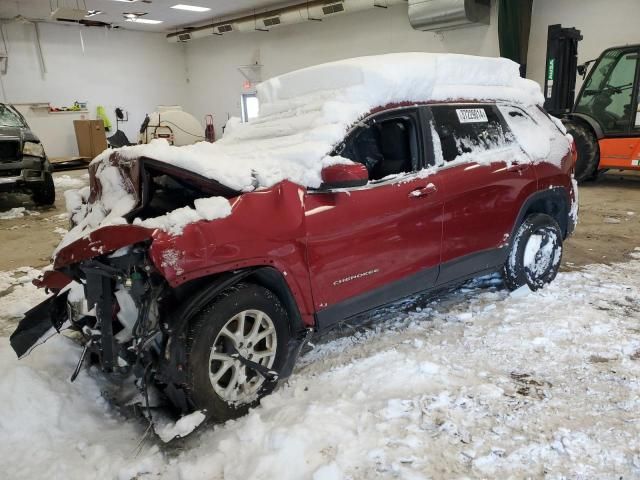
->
32 172 56 206
503 213 563 291
564 120 599 183
186 283 291 422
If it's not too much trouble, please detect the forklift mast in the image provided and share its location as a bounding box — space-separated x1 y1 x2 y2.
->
543 24 583 116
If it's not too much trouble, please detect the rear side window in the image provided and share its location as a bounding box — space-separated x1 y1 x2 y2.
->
499 104 568 161
430 105 512 162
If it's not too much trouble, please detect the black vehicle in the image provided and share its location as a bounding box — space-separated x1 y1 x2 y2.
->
0 103 55 205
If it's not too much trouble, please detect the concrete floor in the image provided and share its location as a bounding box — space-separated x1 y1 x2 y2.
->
0 170 639 272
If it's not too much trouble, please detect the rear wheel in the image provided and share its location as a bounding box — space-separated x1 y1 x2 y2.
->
564 120 600 183
503 213 563 291
32 172 56 206
185 283 290 422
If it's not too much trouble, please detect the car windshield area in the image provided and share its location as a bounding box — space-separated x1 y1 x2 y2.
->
0 104 26 128
575 48 639 133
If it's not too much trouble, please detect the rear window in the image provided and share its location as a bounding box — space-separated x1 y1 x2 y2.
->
430 105 513 163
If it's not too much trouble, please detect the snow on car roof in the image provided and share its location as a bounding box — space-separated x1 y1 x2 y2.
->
95 53 544 193
58 53 558 250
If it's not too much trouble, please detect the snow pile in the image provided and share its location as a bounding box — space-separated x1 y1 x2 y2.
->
56 162 137 252
134 196 232 236
2 255 640 478
0 267 48 330
93 53 544 193
57 53 561 247
154 410 206 443
0 207 26 220
53 174 87 190
0 336 164 480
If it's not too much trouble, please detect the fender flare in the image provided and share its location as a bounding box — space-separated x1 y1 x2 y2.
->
510 187 572 242
160 266 309 399
168 266 306 337
563 113 604 140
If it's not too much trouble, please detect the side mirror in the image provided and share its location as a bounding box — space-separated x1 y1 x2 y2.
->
320 163 368 190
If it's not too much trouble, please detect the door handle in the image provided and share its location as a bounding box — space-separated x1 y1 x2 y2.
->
409 183 438 198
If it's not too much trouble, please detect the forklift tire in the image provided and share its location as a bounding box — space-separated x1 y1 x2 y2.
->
32 172 56 206
564 120 600 183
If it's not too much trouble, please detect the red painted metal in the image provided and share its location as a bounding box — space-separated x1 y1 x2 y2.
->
304 175 444 310
54 225 154 269
320 163 368 186
438 157 538 263
33 270 72 290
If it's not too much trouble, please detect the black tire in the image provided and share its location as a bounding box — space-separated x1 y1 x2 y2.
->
32 172 56 206
185 283 290 422
503 213 563 291
564 120 600 183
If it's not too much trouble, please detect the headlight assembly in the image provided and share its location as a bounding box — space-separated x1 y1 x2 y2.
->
23 141 45 158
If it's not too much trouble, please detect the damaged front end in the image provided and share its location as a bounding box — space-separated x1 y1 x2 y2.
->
10 225 199 417
10 151 247 421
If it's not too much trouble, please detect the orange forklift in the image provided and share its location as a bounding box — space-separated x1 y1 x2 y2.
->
543 25 640 182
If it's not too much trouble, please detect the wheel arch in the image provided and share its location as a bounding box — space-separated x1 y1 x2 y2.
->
564 113 604 140
511 188 571 241
169 266 306 338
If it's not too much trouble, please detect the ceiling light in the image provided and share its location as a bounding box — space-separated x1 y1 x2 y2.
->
125 18 163 24
171 4 211 12
85 10 103 17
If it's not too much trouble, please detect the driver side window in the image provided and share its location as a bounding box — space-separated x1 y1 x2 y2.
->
341 113 419 181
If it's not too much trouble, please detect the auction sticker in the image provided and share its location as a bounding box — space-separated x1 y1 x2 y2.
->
456 108 488 123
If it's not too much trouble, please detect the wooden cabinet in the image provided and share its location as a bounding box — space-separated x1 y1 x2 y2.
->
73 120 107 159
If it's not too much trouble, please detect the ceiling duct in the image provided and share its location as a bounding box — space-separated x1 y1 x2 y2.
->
262 16 281 27
216 24 233 34
167 0 405 42
408 0 490 32
322 1 345 15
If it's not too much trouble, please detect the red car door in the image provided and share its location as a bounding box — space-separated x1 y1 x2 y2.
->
427 104 538 284
304 108 444 329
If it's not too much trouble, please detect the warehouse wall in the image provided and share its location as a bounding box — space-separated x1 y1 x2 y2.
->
527 0 640 94
183 2 500 136
0 22 187 157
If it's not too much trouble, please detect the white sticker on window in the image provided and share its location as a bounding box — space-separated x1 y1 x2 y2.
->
456 108 488 123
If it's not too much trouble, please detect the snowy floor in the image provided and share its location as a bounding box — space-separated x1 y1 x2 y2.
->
2 253 640 479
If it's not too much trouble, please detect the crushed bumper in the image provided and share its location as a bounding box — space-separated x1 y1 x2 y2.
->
10 291 69 358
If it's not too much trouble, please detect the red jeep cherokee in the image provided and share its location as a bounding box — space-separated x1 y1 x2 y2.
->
10 54 577 424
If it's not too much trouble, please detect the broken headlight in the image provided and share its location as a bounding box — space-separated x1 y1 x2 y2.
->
23 141 45 158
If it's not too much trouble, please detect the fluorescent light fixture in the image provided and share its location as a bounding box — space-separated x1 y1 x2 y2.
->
125 18 163 24
171 4 211 12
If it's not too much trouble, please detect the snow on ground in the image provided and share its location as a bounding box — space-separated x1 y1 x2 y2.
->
0 207 41 220
1 254 640 479
54 174 88 190
0 267 48 335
